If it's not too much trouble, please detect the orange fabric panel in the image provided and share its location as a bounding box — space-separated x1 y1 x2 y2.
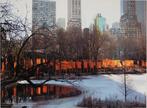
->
101 59 122 68
96 62 102 69
113 60 122 68
141 61 144 67
61 61 65 70
61 61 69 70
123 60 134 67
43 86 47 93
14 62 17 68
144 62 147 67
102 59 111 68
76 61 82 69
89 60 95 69
109 60 115 68
66 61 70 70
2 62 5 73
71 61 76 69
55 62 60 71
68 61 72 69
141 61 147 67
84 60 88 69
36 58 41 65
108 60 113 68
102 59 107 68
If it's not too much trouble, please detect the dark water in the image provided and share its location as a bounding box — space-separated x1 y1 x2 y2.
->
1 84 81 103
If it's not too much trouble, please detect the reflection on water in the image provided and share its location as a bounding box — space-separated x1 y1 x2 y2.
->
1 84 81 103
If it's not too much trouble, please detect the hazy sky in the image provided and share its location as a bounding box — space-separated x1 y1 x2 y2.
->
1 0 121 28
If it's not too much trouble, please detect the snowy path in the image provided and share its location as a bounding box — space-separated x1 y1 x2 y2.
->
12 74 147 108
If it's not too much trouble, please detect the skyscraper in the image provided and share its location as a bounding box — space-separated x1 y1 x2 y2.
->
32 0 56 49
120 0 146 36
67 0 81 28
32 0 56 31
94 14 106 33
135 1 146 36
120 0 142 37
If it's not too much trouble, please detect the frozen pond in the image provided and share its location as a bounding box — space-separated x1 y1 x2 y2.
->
12 74 147 108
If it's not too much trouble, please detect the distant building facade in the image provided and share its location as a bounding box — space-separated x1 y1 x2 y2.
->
32 0 56 49
120 0 146 37
135 1 146 36
57 18 65 29
32 0 56 31
119 0 145 59
67 0 81 28
110 22 122 37
94 14 106 33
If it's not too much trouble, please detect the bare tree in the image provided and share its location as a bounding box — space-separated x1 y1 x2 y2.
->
1 2 82 92
117 36 146 61
88 25 114 60
82 28 90 59
66 27 83 60
119 68 133 102
56 28 68 59
0 2 31 78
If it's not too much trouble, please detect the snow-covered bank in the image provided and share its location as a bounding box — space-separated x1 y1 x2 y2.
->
107 74 147 95
17 80 73 86
75 74 146 102
13 74 147 108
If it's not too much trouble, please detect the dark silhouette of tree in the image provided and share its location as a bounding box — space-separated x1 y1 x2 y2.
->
1 2 81 92
117 36 146 60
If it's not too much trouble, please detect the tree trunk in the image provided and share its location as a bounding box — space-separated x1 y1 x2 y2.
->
124 69 127 102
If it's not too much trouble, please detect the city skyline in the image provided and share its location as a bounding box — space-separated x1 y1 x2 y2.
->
1 0 146 107
1 0 121 28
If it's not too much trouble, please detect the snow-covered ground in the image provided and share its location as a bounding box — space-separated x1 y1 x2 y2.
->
13 73 147 108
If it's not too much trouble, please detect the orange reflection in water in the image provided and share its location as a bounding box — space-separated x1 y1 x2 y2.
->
13 87 16 96
43 86 47 94
36 87 41 95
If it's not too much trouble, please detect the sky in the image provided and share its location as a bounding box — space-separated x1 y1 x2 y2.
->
1 0 121 28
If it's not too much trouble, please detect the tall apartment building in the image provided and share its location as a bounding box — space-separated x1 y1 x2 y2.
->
120 0 146 36
32 0 56 31
32 0 56 49
67 0 81 28
94 14 106 33
135 1 146 36
120 0 142 37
